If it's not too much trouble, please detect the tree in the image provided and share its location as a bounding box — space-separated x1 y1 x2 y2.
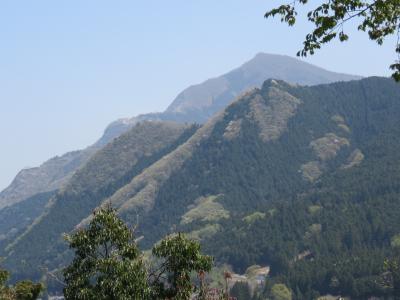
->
230 281 252 300
0 267 43 300
13 281 43 300
63 206 214 299
383 256 400 297
269 283 292 300
150 233 213 300
0 268 12 299
265 0 400 81
63 205 150 300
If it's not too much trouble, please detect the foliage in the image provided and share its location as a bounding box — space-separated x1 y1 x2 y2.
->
270 284 292 300
0 267 10 297
0 191 55 256
14 281 43 300
391 235 400 248
4 77 400 299
265 0 400 81
230 281 252 300
135 78 400 299
63 206 213 300
63 205 150 300
150 233 213 299
0 267 43 300
3 124 198 282
383 254 400 297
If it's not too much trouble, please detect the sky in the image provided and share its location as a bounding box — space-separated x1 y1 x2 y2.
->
0 1 396 191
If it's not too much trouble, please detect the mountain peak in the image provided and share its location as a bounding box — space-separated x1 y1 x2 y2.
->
0 53 362 209
261 78 298 90
165 53 361 122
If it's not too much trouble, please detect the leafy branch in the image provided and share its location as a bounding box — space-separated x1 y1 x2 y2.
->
265 0 400 81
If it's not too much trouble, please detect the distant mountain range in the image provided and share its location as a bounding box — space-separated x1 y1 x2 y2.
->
3 76 400 299
163 52 361 122
0 53 360 210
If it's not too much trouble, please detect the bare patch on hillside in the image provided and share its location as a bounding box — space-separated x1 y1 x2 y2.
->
338 124 351 134
310 133 350 161
242 211 266 224
301 133 350 182
331 114 351 134
181 195 229 225
248 87 301 142
300 161 323 182
331 115 345 124
104 111 226 214
188 224 222 241
223 119 243 140
308 205 322 215
341 149 364 169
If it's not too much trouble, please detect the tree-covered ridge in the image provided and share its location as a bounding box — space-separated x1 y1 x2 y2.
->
124 77 400 298
165 53 360 123
4 77 400 299
0 53 360 212
0 191 55 256
3 122 199 281
130 78 358 248
0 148 95 210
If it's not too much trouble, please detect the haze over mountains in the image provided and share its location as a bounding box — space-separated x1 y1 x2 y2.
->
163 52 361 122
0 53 360 210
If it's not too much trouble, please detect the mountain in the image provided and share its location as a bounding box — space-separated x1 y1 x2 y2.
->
163 53 361 123
0 122 133 210
0 191 56 255
3 121 196 280
4 77 400 299
0 149 94 210
0 53 360 211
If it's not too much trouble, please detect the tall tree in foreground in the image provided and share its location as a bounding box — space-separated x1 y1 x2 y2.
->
265 0 400 81
63 206 214 299
63 205 150 300
0 267 43 300
150 233 213 300
0 268 12 299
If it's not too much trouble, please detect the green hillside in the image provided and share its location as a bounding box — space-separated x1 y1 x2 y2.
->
0 52 360 211
3 121 197 281
3 77 400 299
127 77 400 298
0 191 55 256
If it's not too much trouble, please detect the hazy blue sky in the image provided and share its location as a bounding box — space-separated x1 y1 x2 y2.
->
0 1 395 190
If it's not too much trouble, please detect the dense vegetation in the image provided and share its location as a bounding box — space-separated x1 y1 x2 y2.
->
0 268 43 300
3 77 400 299
209 78 400 298
3 123 199 282
265 0 400 80
0 191 55 256
132 77 400 298
64 206 212 300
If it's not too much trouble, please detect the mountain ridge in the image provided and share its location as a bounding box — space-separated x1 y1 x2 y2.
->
0 53 361 210
4 77 400 298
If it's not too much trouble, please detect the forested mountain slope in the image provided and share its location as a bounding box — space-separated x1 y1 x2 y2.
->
0 149 94 210
0 53 360 211
5 77 400 300
0 191 56 256
0 119 133 210
3 121 197 280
